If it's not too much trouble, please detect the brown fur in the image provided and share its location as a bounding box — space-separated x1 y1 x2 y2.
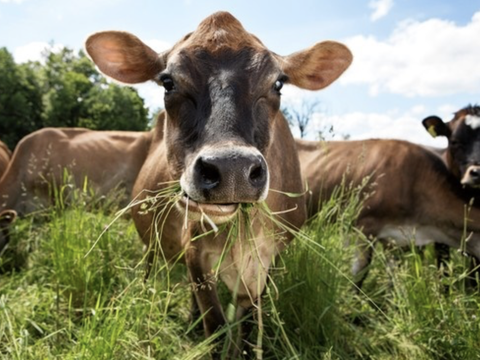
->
0 127 152 252
296 138 480 288
0 140 11 179
86 11 352 355
0 128 152 216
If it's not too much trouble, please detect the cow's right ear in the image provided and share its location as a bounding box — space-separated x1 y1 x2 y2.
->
422 116 451 138
85 31 167 84
0 209 17 225
279 41 353 91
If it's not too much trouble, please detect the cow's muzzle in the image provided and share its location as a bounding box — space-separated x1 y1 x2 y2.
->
178 146 269 224
461 165 480 188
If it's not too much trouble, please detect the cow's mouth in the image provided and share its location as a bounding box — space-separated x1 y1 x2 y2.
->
177 194 239 225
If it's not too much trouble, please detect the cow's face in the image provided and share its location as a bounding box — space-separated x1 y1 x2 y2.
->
423 105 480 188
85 12 352 223
161 46 280 208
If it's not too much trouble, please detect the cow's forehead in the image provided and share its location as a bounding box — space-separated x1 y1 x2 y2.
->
174 12 266 55
451 106 480 132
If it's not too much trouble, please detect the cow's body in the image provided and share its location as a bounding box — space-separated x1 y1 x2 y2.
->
296 138 480 288
0 127 152 251
0 140 13 247
86 11 352 355
0 140 11 178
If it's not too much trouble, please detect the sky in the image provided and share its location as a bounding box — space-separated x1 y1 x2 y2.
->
2 0 480 147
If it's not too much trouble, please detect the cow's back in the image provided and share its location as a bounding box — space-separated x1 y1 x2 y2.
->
297 138 454 231
0 127 152 215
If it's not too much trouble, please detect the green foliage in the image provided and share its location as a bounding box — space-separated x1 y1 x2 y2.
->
80 84 148 131
1 184 480 359
0 46 150 149
0 48 43 149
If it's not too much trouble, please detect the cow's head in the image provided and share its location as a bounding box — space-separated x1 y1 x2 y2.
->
423 105 480 188
0 209 16 252
85 12 352 223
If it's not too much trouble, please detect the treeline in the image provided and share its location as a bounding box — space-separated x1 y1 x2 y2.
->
0 46 151 150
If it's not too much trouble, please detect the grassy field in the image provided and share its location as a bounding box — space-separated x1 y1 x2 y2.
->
1 185 480 360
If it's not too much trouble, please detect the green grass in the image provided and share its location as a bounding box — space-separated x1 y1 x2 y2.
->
1 183 480 359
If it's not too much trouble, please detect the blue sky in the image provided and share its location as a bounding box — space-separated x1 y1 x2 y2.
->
1 0 480 146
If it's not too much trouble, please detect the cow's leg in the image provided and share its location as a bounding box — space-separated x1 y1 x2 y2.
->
188 291 204 334
185 240 229 360
186 255 226 335
434 243 451 274
231 298 255 358
352 237 375 291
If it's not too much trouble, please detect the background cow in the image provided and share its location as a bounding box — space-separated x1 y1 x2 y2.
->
0 127 152 252
422 104 480 277
0 140 13 252
85 11 352 355
0 140 11 178
296 136 480 289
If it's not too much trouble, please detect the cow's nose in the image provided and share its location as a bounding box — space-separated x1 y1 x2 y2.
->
470 167 480 179
193 151 268 200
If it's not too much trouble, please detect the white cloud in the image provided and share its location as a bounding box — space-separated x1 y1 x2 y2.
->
134 82 164 113
369 0 393 21
13 42 63 63
0 0 25 3
342 12 480 97
145 39 171 53
305 106 449 147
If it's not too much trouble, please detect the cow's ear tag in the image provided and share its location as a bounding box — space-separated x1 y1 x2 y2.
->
427 125 437 138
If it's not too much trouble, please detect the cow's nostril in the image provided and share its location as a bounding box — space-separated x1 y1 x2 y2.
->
471 168 480 178
248 162 266 187
197 158 221 189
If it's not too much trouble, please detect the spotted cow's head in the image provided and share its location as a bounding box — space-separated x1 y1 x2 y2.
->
423 105 480 188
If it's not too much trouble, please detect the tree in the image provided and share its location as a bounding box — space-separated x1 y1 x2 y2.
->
0 45 151 149
81 84 149 131
0 48 43 149
283 99 321 139
41 47 149 131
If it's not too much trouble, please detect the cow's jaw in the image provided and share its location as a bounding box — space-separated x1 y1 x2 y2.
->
177 194 239 224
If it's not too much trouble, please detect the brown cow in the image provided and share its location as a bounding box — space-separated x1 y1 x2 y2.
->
296 136 480 289
0 140 13 251
0 127 152 252
85 11 352 355
0 140 11 178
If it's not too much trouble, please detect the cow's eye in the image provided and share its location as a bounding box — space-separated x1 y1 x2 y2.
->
273 76 286 93
160 75 175 93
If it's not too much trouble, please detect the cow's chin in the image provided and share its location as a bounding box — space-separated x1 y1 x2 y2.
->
177 194 239 225
463 182 480 189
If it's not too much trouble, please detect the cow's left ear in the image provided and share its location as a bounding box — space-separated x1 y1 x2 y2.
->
85 31 167 84
278 41 353 90
422 116 451 138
